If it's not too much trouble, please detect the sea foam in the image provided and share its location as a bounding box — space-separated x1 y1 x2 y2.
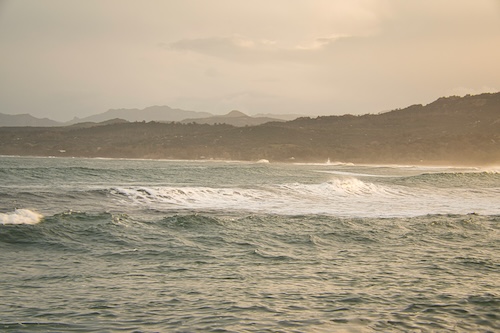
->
0 209 43 225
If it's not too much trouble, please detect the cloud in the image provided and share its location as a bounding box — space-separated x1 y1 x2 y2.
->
170 36 259 53
166 34 353 64
169 37 258 62
168 36 279 62
295 35 350 50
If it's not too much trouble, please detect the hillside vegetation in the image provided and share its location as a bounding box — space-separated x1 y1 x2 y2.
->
1 93 499 165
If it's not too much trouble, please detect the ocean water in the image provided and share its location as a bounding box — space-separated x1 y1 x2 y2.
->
1 156 499 332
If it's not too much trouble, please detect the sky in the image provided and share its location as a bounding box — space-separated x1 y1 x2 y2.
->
0 0 499 121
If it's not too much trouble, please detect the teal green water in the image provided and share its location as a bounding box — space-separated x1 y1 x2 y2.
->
1 157 499 332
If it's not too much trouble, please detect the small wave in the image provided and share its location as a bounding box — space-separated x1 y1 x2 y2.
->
315 170 395 178
253 248 295 261
159 214 225 229
412 170 500 179
0 209 43 225
399 171 500 188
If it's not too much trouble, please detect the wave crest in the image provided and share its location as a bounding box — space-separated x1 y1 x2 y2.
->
279 177 400 197
0 209 43 225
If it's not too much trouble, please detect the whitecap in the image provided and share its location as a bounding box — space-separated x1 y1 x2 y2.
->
0 209 43 225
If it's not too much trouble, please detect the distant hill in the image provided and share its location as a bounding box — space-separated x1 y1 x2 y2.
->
181 110 285 126
2 106 297 127
0 113 61 127
253 113 304 121
66 118 129 129
66 105 213 125
1 92 498 165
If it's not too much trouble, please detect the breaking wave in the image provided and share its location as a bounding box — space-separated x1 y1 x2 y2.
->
277 177 404 197
0 209 43 225
103 176 496 217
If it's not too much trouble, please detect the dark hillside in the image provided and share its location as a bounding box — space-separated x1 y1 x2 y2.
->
0 93 498 165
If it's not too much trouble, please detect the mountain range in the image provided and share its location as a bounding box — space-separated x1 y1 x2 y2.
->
0 106 294 127
0 113 61 127
1 92 498 165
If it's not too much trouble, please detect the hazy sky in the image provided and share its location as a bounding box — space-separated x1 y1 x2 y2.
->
1 0 499 121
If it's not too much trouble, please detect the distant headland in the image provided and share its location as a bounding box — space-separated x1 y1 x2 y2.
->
1 93 499 166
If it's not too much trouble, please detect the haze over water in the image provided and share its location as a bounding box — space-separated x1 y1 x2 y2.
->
1 156 499 332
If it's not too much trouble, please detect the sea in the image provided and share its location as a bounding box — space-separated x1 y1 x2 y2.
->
0 156 499 332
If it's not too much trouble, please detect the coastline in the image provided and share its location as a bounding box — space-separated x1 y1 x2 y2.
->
2 154 498 170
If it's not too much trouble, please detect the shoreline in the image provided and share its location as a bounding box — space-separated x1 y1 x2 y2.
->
2 154 498 170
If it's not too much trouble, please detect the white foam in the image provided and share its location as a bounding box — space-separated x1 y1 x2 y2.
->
282 177 403 197
109 177 420 217
0 209 43 225
108 175 500 217
111 186 275 211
